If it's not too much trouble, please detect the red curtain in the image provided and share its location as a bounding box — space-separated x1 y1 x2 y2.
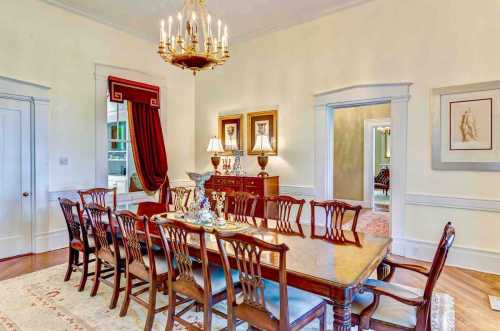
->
128 102 169 203
108 75 169 203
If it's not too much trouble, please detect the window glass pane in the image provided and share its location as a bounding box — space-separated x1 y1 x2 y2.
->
107 99 142 194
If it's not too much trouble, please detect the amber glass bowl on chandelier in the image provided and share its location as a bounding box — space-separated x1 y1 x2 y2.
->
157 0 230 75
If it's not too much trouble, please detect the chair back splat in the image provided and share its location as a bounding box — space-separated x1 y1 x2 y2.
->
229 191 258 224
78 187 117 210
264 195 305 236
310 200 362 236
215 231 290 330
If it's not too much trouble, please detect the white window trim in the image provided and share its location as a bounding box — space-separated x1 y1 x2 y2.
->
94 63 167 203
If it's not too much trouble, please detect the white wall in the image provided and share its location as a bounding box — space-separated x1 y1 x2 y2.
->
0 0 195 251
195 0 500 273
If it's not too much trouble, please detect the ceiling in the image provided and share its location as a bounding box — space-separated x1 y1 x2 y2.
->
41 0 371 43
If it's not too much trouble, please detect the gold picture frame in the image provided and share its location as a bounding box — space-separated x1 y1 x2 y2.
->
246 109 278 156
218 114 244 155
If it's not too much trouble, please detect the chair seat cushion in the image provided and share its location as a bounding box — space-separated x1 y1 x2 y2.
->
262 279 325 324
143 254 170 275
352 279 420 329
193 265 239 294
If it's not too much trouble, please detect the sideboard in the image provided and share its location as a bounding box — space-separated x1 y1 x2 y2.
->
204 175 279 218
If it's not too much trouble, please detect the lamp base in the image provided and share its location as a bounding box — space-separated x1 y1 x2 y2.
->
257 154 269 178
211 155 221 175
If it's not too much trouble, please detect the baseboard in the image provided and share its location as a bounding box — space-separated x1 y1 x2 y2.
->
392 237 500 275
34 229 67 254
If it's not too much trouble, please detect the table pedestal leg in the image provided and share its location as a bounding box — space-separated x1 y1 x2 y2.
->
333 301 352 331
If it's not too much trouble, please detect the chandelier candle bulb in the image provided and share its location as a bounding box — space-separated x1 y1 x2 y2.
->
177 12 182 37
160 19 166 43
217 19 222 41
168 16 172 39
207 14 212 38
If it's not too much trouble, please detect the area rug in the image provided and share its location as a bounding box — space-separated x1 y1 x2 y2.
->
0 264 454 330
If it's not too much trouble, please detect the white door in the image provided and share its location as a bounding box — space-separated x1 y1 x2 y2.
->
0 97 32 259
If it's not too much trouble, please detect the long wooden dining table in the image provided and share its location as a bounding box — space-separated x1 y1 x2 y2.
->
86 207 392 330
154 213 392 331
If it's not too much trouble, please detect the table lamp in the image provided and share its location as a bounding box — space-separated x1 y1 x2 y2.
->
207 137 224 175
252 134 273 177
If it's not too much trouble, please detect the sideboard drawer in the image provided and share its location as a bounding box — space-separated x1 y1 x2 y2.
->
204 175 279 218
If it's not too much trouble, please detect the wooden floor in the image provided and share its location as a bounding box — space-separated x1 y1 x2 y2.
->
0 250 499 330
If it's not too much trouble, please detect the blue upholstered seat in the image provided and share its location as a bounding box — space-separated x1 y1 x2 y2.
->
193 265 239 294
261 280 325 324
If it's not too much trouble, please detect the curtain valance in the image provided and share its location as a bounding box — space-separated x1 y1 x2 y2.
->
108 75 160 109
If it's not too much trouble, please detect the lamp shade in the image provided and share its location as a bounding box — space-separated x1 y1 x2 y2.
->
252 135 273 153
207 137 224 153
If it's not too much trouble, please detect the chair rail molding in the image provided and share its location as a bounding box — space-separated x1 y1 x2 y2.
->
406 193 500 212
313 82 411 243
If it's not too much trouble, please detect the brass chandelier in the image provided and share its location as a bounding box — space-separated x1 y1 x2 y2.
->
158 0 229 75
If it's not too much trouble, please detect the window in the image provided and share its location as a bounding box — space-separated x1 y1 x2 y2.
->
107 99 142 194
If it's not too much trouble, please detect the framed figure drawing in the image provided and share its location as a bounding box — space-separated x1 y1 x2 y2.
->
247 109 278 155
432 81 500 171
218 114 243 154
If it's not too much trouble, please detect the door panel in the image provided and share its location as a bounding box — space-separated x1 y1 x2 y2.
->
0 98 31 259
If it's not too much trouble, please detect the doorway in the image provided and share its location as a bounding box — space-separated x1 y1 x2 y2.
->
0 97 32 259
313 83 411 246
332 103 391 235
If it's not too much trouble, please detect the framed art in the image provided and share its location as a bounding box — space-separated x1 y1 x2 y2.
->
218 114 243 154
431 81 500 171
247 109 278 155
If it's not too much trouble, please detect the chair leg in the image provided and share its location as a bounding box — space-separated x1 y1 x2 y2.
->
119 271 132 317
144 280 157 331
64 248 75 282
78 252 89 292
109 264 121 309
203 303 212 331
90 258 102 297
166 286 176 331
319 306 326 331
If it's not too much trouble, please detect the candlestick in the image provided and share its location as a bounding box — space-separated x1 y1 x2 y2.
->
207 14 212 38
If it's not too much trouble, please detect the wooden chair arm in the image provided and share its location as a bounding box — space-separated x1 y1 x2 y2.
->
364 283 425 307
384 257 429 277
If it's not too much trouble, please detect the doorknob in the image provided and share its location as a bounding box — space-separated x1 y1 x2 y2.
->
22 192 30 197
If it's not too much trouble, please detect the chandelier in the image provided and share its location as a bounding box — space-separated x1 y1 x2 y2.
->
158 0 229 75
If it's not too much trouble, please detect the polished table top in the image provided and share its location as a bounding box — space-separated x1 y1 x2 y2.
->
157 213 392 289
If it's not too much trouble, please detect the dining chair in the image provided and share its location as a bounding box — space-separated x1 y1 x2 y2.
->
226 191 258 225
263 195 305 236
168 186 192 211
215 231 327 331
352 222 455 331
78 187 117 210
115 211 169 331
309 200 362 238
58 198 95 291
84 203 125 309
155 218 239 331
